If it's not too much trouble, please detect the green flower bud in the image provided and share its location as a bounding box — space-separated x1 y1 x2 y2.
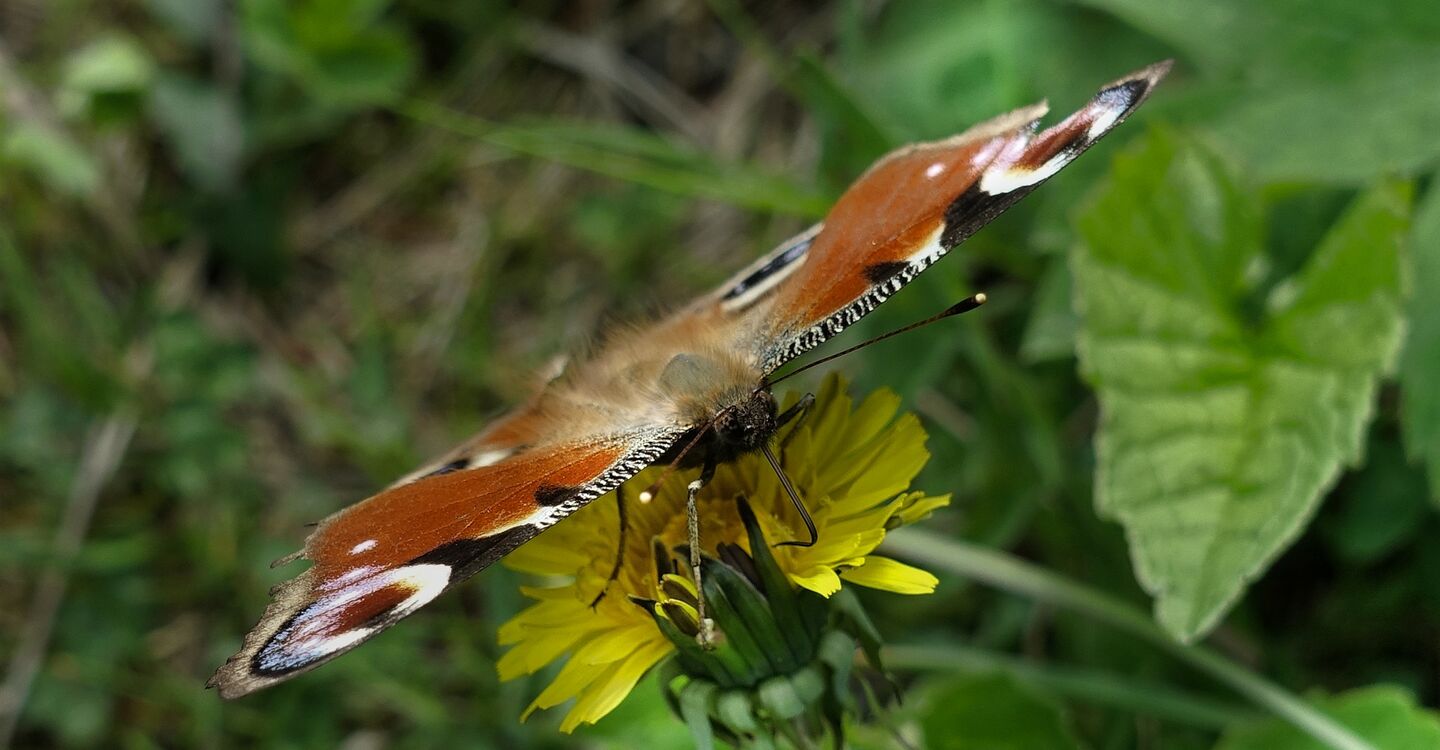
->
645 498 892 749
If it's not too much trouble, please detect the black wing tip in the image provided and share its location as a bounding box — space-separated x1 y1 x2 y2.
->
1099 59 1174 112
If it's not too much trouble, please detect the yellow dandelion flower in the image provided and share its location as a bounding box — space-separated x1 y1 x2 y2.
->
498 373 948 732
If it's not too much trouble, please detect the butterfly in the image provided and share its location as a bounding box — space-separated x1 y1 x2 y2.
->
210 61 1170 698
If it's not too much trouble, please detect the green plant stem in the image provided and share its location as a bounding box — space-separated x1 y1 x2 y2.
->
883 528 1376 750
884 643 1256 730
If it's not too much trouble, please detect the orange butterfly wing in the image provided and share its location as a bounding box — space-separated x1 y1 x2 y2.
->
209 427 682 698
707 62 1170 371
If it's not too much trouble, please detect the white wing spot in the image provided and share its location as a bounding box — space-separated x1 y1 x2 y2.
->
905 224 947 266
1086 102 1124 141
979 156 1070 196
292 628 375 664
330 564 381 588
925 161 946 179
719 254 808 313
390 563 453 615
349 539 377 555
471 449 512 468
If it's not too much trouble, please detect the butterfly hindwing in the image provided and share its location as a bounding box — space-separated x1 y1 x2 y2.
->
712 62 1170 372
209 427 684 698
385 399 549 488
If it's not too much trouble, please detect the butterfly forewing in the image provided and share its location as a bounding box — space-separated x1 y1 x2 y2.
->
713 62 1171 372
209 428 683 698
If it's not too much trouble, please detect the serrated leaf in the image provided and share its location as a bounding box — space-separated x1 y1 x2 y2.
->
1073 129 1410 639
920 672 1083 750
1400 178 1440 504
1216 686 1440 750
1073 0 1440 183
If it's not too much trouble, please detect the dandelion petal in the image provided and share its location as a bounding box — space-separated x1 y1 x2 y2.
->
841 556 939 594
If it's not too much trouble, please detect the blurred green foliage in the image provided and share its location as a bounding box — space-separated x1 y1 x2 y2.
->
1 1 1438 748
920 672 1084 749
1217 687 1440 750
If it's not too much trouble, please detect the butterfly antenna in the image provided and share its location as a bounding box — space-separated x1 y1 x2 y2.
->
638 422 714 503
761 442 817 548
765 293 987 387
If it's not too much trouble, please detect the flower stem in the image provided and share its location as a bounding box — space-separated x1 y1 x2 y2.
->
883 528 1375 750
884 644 1256 729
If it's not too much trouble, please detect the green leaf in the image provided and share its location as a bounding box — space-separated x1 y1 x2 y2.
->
920 672 1083 750
302 28 414 105
1400 179 1440 504
844 0 1166 143
144 0 222 42
1021 256 1081 363
1070 0 1440 79
1216 686 1440 750
1073 129 1410 639
1319 436 1429 564
1209 48 1440 184
1074 0 1440 183
59 35 154 118
2 124 101 196
148 74 245 191
242 0 415 106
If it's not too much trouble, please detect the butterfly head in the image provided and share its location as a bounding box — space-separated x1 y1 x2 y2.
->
712 388 778 455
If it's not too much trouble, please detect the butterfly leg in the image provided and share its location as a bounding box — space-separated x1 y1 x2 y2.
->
589 483 630 608
686 450 719 648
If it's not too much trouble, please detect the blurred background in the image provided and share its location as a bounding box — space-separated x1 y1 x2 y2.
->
2 1 1438 748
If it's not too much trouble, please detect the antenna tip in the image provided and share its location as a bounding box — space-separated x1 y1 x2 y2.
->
639 490 655 504
973 292 988 305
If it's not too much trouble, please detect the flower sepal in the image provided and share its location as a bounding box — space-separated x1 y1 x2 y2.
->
646 498 891 748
